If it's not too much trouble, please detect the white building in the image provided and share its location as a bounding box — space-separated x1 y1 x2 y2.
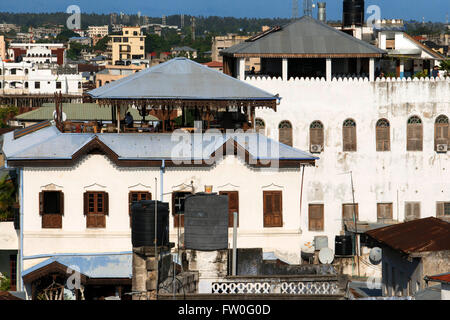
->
8 43 66 66
0 62 83 96
87 25 109 39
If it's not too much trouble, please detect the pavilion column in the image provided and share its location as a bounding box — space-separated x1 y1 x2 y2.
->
237 58 245 80
369 58 375 82
356 58 361 75
282 58 288 81
399 59 405 78
326 58 332 81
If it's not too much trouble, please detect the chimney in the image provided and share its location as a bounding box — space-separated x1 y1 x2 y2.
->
318 2 327 23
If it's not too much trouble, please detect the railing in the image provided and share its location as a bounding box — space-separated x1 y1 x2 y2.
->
212 277 341 295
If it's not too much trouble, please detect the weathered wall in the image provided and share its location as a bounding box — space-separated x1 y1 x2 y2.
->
246 76 450 252
421 250 450 283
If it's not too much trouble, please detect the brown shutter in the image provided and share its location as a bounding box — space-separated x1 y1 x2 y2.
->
408 124 423 151
220 191 239 228
376 127 390 151
436 203 444 217
279 128 293 147
413 202 420 220
343 127 356 151
59 191 64 215
39 192 44 215
377 203 393 221
309 204 324 231
343 204 359 222
104 192 109 215
435 123 449 149
310 128 324 146
83 192 88 216
263 191 282 228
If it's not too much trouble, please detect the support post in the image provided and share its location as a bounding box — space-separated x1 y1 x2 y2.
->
232 211 238 276
326 58 332 81
237 58 245 80
282 58 288 81
399 59 405 78
369 58 375 82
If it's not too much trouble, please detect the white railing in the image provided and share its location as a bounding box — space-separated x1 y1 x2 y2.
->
212 278 340 295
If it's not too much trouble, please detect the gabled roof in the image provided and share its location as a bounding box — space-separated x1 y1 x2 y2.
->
403 33 446 60
87 57 278 103
15 103 158 122
3 123 318 168
366 217 450 254
222 16 386 58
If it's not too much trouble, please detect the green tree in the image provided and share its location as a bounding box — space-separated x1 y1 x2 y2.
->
439 59 450 73
0 175 17 221
0 106 18 128
56 28 80 43
93 36 110 52
0 276 11 291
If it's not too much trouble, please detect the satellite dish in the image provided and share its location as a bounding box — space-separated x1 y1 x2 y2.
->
53 110 67 122
369 247 382 265
319 247 334 264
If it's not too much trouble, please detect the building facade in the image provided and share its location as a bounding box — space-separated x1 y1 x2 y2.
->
107 27 145 65
7 43 66 66
94 64 146 88
0 36 6 61
87 25 109 39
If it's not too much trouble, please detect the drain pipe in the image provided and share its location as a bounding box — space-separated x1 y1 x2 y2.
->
160 160 165 201
232 211 238 276
19 167 24 294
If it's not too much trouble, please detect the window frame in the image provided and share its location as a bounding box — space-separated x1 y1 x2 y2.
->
172 191 191 228
310 121 324 153
278 120 293 147
404 202 421 222
263 191 283 228
407 116 423 151
84 191 109 228
377 203 393 222
308 204 324 231
343 119 357 152
128 191 152 227
376 119 391 152
434 115 449 151
219 191 239 228
39 191 64 229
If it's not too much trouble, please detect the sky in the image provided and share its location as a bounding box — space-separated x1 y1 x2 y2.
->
0 0 448 22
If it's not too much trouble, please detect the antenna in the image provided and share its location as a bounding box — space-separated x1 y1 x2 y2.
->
292 0 299 20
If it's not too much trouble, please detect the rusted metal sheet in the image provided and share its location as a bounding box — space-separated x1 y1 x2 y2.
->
426 273 450 284
366 217 450 254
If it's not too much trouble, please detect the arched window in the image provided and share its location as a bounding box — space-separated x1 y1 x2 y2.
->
279 120 293 147
310 121 324 153
343 119 357 152
435 115 449 152
407 116 423 151
376 119 390 151
255 118 265 134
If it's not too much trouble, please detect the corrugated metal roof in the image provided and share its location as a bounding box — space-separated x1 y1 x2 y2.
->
87 58 278 101
366 217 450 254
15 103 158 122
3 124 318 162
23 254 132 279
222 16 386 56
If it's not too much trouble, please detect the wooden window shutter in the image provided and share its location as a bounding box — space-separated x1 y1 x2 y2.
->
343 127 356 152
83 192 88 216
377 203 393 221
436 203 444 217
219 191 239 228
309 204 324 231
407 124 423 151
263 191 282 228
310 128 324 146
413 202 420 220
104 192 109 215
435 123 449 149
405 202 420 221
59 191 64 216
376 126 390 151
39 192 44 215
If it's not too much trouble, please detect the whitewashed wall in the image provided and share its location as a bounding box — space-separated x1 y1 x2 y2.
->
246 76 450 249
22 154 304 270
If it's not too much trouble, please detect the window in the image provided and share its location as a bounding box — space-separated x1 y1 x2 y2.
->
263 191 283 228
342 203 359 227
39 191 64 229
255 118 265 134
56 81 61 89
129 191 152 226
309 204 324 231
84 192 108 228
25 82 28 88
34 81 40 89
133 31 138 36
343 119 357 152
219 191 239 227
10 69 16 75
172 192 191 228
436 202 450 218
123 37 129 42
310 121 324 153
376 119 390 151
279 121 293 147
9 255 17 291
407 116 423 151
113 37 121 42
404 202 420 221
377 203 393 222
435 115 449 151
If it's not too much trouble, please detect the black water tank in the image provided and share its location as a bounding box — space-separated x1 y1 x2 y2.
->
131 200 169 247
184 193 229 251
335 235 353 256
343 0 365 27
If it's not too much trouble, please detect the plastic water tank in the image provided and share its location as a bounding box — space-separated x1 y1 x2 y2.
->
131 200 169 248
184 193 229 251
314 236 329 251
335 235 353 256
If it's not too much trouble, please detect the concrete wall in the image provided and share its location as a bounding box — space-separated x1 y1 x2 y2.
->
246 76 450 252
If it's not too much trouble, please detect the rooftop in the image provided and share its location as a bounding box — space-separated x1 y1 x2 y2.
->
366 217 450 254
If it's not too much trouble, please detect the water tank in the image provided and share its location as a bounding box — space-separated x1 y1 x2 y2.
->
335 235 353 256
314 236 328 251
343 0 365 27
317 2 327 23
184 193 229 251
131 200 169 248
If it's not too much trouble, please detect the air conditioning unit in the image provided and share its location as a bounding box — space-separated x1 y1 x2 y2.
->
310 144 323 153
437 144 448 153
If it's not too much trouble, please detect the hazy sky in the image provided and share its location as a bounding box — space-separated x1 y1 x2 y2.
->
1 0 449 22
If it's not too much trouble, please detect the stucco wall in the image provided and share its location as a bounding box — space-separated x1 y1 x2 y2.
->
246 76 450 249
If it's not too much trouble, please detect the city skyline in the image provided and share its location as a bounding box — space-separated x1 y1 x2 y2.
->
0 0 449 23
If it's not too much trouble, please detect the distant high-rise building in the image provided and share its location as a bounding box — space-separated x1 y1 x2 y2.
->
292 0 299 20
181 14 185 28
162 15 167 26
191 17 196 41
110 13 118 25
303 0 313 17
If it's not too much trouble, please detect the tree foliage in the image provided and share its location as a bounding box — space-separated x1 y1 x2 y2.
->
0 106 18 128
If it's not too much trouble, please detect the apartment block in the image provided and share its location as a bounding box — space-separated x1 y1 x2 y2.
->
107 26 145 65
